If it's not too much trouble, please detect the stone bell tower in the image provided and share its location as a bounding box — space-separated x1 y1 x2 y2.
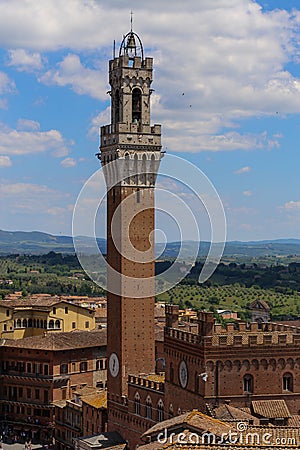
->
98 29 162 411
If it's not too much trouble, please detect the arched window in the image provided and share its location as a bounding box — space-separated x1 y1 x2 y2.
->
150 153 156 184
48 320 54 329
43 320 47 329
136 188 140 203
33 319 36 328
125 152 130 183
22 319 27 328
28 319 32 328
243 374 253 393
114 89 120 124
132 88 142 123
16 319 21 328
169 403 174 418
134 153 138 185
134 392 140 415
283 373 293 392
145 396 152 420
157 399 164 422
36 319 40 328
55 320 60 329
141 153 147 185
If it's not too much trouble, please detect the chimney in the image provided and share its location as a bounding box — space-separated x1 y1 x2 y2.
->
165 304 179 329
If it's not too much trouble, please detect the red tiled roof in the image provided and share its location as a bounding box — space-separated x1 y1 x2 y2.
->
214 404 259 424
251 400 291 419
2 329 106 350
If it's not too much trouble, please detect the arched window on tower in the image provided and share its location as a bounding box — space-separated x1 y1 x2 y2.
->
136 188 140 203
125 152 130 183
114 89 120 124
243 374 253 393
132 88 142 124
141 153 147 185
157 399 164 422
134 392 141 415
283 373 293 392
145 395 152 420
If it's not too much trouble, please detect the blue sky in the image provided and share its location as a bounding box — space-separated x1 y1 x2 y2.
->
0 0 300 241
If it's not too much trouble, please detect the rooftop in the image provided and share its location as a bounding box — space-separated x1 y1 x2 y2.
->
81 391 107 409
1 329 106 350
142 410 232 438
75 431 126 449
213 403 259 425
251 399 291 419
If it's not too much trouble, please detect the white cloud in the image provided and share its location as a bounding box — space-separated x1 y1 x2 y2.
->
0 71 15 94
235 166 251 174
7 49 44 72
0 71 16 108
47 205 73 215
39 54 106 100
0 181 69 219
60 157 76 168
0 123 71 157
0 155 11 167
16 119 40 131
0 0 111 50
284 201 300 210
0 1 298 151
243 190 252 196
0 182 55 196
88 107 111 139
164 131 280 153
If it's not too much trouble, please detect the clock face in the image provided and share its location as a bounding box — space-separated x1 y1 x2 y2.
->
179 360 188 389
109 353 120 377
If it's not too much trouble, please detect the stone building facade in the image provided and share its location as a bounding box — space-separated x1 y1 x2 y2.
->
0 330 106 443
164 307 300 415
0 295 95 339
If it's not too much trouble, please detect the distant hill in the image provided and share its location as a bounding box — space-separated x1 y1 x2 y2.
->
1 229 300 258
0 230 106 255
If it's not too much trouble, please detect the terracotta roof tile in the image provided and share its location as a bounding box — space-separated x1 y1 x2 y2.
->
251 400 291 419
1 329 106 350
142 410 232 438
214 404 259 425
82 391 107 409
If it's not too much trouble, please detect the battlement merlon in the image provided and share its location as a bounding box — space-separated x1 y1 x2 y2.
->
100 123 161 151
109 56 153 76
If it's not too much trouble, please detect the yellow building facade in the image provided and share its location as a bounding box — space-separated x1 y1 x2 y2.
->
0 294 95 339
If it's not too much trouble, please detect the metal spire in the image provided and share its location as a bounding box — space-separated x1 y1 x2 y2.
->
130 10 133 31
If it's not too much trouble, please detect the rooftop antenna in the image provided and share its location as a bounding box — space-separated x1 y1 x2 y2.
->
130 10 133 31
